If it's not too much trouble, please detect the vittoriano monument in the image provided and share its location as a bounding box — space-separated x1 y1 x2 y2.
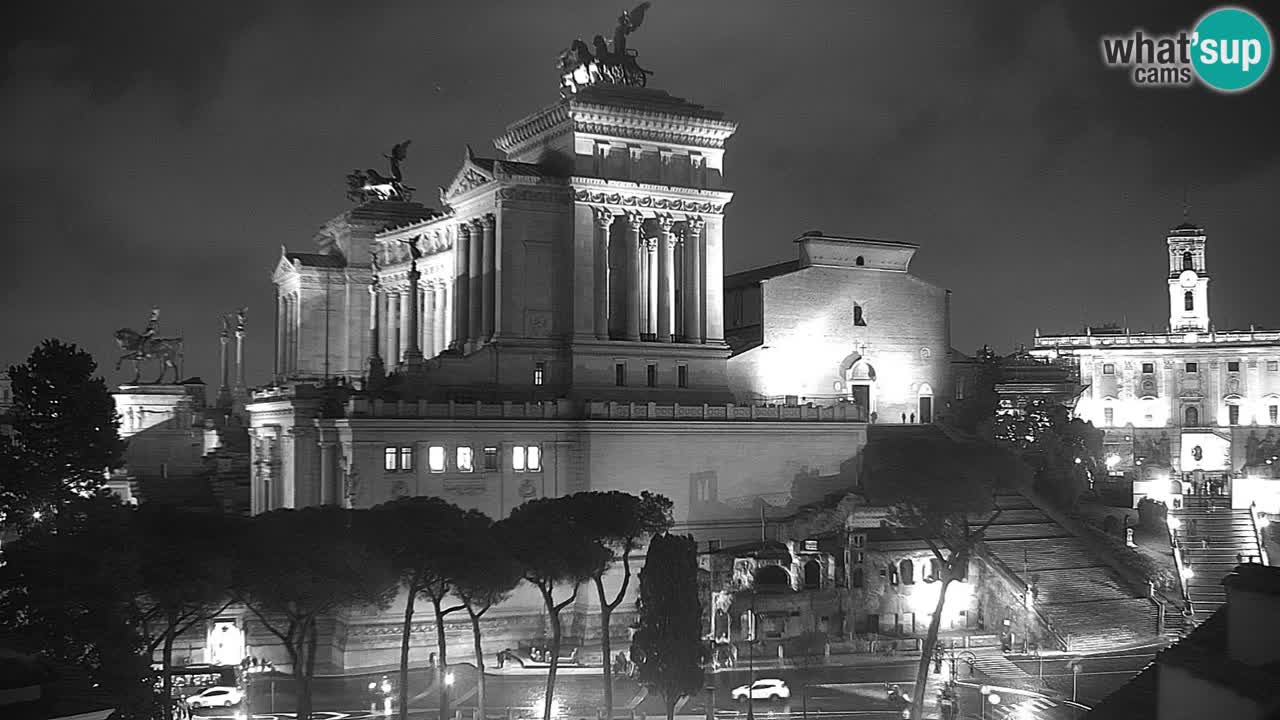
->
114 307 184 384
558 2 654 96
346 140 414 203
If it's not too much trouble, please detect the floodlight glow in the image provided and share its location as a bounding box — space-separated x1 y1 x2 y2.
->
988 693 1001 705
1167 516 1180 530
445 671 455 686
1184 565 1195 579
1106 454 1121 469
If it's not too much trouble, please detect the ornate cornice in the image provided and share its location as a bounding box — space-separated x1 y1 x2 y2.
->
494 103 573 156
496 186 574 206
573 187 728 216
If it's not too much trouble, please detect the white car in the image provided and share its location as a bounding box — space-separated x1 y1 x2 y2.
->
186 686 244 708
731 678 790 702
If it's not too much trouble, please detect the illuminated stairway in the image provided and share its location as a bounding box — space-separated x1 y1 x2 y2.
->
1173 495 1262 618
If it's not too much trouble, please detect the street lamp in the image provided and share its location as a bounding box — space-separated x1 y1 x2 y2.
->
746 593 756 720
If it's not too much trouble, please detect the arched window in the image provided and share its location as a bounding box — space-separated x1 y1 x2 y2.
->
899 559 915 585
1184 406 1200 427
803 560 821 589
853 305 866 327
1170 479 1184 495
1183 251 1194 271
928 558 941 582
1185 291 1194 311
851 567 864 588
754 565 789 591
855 256 865 266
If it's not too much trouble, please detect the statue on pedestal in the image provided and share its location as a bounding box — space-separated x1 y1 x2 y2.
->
114 307 184 384
558 3 654 95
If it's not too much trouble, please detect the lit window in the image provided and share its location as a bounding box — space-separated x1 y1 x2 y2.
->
398 447 413 471
1104 407 1114 426
428 445 445 473
1102 363 1115 375
483 447 498 471
853 305 866 327
534 361 545 386
384 447 397 471
1184 291 1194 311
1228 361 1241 372
527 445 542 472
615 362 626 386
1269 361 1279 372
1271 406 1278 425
456 446 473 472
1229 405 1240 426
1185 362 1198 374
677 365 688 388
647 364 657 387
513 446 526 472
1142 362 1155 374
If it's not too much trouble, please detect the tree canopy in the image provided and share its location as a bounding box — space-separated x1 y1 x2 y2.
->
632 533 706 720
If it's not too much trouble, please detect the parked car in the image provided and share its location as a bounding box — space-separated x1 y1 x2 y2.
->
731 678 790 702
496 640 581 668
185 686 244 708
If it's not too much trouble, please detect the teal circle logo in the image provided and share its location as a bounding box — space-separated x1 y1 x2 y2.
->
1192 7 1273 92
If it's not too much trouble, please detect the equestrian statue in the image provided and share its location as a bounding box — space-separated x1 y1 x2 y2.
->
114 307 184 384
346 140 414 203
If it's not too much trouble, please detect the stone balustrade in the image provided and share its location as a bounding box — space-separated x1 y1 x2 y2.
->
338 397 869 422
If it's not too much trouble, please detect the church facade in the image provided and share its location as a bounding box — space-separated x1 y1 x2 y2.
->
1033 223 1280 514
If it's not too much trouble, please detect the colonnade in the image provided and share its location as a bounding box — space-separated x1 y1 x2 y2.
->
594 209 708 343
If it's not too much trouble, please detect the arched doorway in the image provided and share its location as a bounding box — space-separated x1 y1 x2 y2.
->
917 383 934 423
1184 406 1200 427
803 560 821 589
839 352 877 418
754 565 790 591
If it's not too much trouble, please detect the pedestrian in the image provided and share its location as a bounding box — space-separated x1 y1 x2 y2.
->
901 412 907 423
910 412 916 423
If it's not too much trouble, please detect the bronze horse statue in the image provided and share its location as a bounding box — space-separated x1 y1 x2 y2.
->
114 328 184 384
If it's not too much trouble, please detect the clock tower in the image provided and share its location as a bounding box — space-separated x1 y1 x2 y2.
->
1167 222 1210 333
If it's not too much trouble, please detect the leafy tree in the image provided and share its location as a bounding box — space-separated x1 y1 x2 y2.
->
452 511 522 720
371 497 476 720
567 491 673 719
631 533 707 720
996 399 1102 510
500 497 607 720
1 340 124 527
0 495 154 717
235 507 397 720
135 504 236 720
949 345 1000 437
864 431 1025 720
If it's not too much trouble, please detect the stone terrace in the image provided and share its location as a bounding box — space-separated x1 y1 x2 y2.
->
979 493 1160 653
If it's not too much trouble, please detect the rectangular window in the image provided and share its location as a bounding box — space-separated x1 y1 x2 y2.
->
1271 406 1278 425
398 447 413 471
527 445 542 472
1102 363 1115 375
1186 362 1198 374
851 533 866 549
853 551 865 564
1269 361 1279 372
1104 407 1115 426
428 445 445 473
647 363 657 387
534 361 545 386
1228 361 1241 372
615 362 626 386
456 446 473 472
1229 405 1240 426
708 539 721 552
483 447 499 471
384 447 398 471
955 376 967 400
803 539 819 552
513 446 526 472
677 365 688 388
1142 362 1155 374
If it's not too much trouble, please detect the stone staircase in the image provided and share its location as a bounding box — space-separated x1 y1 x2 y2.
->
978 493 1161 653
1174 494 1263 618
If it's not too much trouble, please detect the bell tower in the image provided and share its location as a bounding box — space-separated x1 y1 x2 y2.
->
1167 222 1210 333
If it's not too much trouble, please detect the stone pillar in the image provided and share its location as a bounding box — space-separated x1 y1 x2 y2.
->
658 216 676 343
468 219 483 346
387 292 401 363
422 285 435 357
454 225 470 350
646 238 658 338
434 284 447 355
593 208 613 340
274 290 283 379
285 294 297 374
625 213 643 342
703 216 725 343
682 218 704 343
481 214 496 341
442 283 453 351
218 326 230 398
319 440 334 506
404 261 423 367
368 285 384 375
234 315 246 390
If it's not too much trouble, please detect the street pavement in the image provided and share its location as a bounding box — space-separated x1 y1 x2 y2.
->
191 648 1148 720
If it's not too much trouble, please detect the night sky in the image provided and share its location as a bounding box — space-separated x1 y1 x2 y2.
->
3 1 1279 387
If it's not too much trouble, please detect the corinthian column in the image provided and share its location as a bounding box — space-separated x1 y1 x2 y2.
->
481 214 496 341
657 216 676 343
403 259 423 368
593 208 613 340
454 224 470 350
625 212 643 342
433 283 446 355
682 217 705 343
388 291 401 362
645 238 658 338
468 219 483 345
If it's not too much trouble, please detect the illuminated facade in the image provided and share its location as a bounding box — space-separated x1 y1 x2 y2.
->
725 234 952 423
1033 222 1280 513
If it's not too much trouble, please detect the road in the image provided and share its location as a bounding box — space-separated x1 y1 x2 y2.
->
189 650 1142 720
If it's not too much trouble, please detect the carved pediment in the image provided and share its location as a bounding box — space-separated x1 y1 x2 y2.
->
442 147 495 202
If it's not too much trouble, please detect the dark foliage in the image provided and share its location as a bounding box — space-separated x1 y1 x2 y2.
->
632 533 707 720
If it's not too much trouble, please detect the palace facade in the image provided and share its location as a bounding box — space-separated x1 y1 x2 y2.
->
1033 223 1280 514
